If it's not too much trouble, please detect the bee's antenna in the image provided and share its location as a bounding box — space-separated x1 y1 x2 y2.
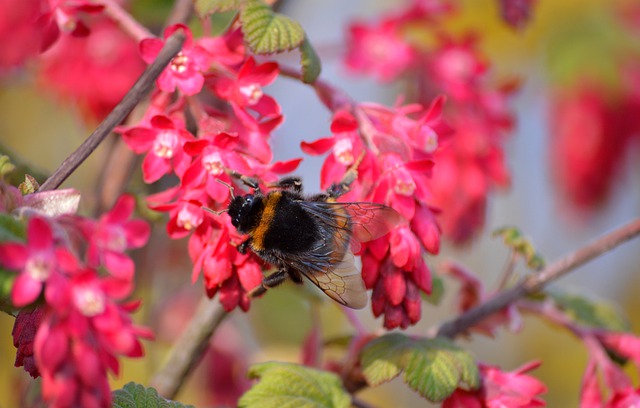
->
215 178 235 199
202 206 229 216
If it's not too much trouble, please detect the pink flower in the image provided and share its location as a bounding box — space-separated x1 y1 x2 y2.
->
0 217 71 307
444 361 547 408
189 218 262 312
209 56 279 109
121 114 195 183
82 194 150 281
345 19 415 81
182 132 253 203
34 269 152 408
38 17 145 121
140 24 211 95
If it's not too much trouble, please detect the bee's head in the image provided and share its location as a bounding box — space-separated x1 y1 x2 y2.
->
227 194 263 233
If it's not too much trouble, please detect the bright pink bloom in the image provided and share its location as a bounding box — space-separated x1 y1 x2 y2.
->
34 270 152 408
0 0 50 72
140 24 211 95
12 306 45 378
38 17 145 121
182 132 253 203
121 114 195 183
189 218 262 312
209 56 279 109
0 217 69 307
345 19 415 81
444 361 547 407
149 188 209 239
430 39 487 101
81 194 150 281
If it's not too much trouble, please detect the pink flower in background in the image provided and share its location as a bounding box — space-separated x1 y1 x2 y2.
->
499 0 537 30
140 24 211 95
189 218 262 312
121 114 195 183
209 56 279 110
0 217 70 307
38 17 145 121
82 194 150 281
443 361 547 407
345 19 415 81
549 85 631 211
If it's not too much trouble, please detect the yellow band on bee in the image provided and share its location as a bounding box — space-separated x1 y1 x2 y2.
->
251 192 281 250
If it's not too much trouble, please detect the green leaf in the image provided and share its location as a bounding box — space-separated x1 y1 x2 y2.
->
111 382 194 408
547 289 629 332
240 0 305 54
0 213 26 242
493 226 545 270
300 37 321 83
195 0 244 17
360 334 480 402
239 362 350 408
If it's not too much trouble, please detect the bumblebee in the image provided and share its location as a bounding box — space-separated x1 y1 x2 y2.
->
223 175 402 309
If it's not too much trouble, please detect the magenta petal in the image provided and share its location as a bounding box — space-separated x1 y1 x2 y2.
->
142 153 170 183
105 194 135 224
301 137 336 155
122 127 157 153
104 251 134 281
150 115 175 130
176 73 205 95
270 158 302 174
157 70 178 93
28 217 53 250
12 273 42 307
124 220 151 248
44 273 70 310
139 38 164 63
0 243 28 269
35 324 69 372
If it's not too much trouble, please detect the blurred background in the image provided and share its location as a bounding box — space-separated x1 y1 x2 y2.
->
2 0 640 406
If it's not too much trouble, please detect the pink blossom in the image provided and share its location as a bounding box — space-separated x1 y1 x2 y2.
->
38 17 145 121
140 24 211 95
121 114 195 183
444 361 547 407
345 19 415 81
0 217 69 307
82 194 151 281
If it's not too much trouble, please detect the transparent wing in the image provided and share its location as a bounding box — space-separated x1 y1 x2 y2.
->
298 201 404 244
297 250 367 309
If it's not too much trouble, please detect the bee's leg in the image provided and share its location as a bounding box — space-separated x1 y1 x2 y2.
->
326 151 366 198
270 177 303 193
227 170 261 193
237 238 252 254
248 268 288 298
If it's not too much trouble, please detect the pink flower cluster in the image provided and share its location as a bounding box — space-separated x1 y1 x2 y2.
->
443 361 547 407
343 0 517 244
118 24 300 312
302 97 451 329
2 195 152 408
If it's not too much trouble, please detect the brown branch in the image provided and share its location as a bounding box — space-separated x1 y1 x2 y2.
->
149 296 229 399
38 31 186 192
436 218 640 338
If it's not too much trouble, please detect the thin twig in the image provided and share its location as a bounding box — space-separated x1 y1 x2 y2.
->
38 31 186 192
436 218 640 338
164 0 195 28
149 296 230 399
